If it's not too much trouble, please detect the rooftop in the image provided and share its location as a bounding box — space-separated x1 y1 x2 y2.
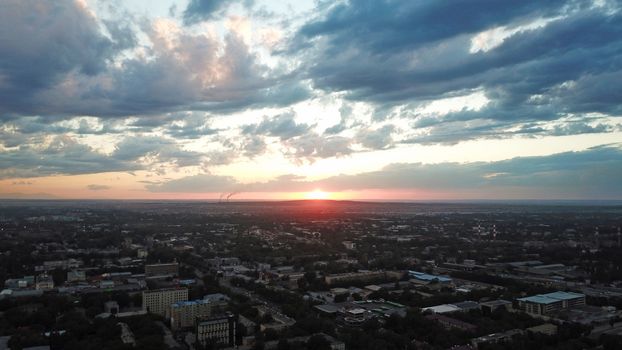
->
518 291 584 304
408 270 452 283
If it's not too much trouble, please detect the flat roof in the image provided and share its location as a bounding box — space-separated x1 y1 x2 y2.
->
518 291 584 304
409 271 452 282
480 299 512 306
422 304 461 314
172 299 210 308
314 304 339 314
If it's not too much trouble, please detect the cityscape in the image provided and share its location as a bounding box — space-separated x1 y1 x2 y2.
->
0 200 621 349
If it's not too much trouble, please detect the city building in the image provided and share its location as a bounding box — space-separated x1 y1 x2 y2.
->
171 299 222 330
196 313 236 347
66 270 86 283
425 314 477 332
142 288 188 318
145 262 179 277
203 293 230 314
408 270 453 283
471 329 524 349
35 274 54 290
517 291 585 315
480 300 512 315
104 301 120 315
137 248 148 259
324 271 388 285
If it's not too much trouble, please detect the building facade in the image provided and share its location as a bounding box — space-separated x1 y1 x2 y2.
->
517 291 585 315
171 299 217 330
196 313 236 347
145 262 179 277
142 288 188 318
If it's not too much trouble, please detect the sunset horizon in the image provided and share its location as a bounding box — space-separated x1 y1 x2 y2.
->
1 0 621 201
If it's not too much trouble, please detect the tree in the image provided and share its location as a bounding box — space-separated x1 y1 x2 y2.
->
307 334 331 350
277 339 291 350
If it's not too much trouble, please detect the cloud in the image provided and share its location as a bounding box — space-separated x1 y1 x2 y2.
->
242 111 313 140
183 0 254 25
0 134 205 179
0 135 140 179
145 173 239 193
0 0 134 117
293 1 622 143
87 184 111 191
0 1 307 120
355 125 395 150
285 134 353 162
147 145 622 199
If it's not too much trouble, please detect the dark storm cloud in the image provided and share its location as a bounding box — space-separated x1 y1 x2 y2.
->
0 0 306 120
298 0 581 53
404 118 621 145
295 0 622 144
0 0 135 117
147 145 622 199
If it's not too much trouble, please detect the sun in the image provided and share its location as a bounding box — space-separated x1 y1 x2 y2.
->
304 189 331 200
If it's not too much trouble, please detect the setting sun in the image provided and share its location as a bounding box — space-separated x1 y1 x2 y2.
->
304 189 331 200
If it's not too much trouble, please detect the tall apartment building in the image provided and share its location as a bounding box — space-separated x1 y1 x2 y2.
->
171 300 213 330
517 291 585 315
196 313 236 348
145 262 179 277
142 288 188 318
170 294 230 330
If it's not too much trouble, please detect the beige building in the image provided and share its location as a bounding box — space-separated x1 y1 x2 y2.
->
196 313 236 347
145 262 179 277
142 288 188 318
171 294 231 330
35 274 54 290
171 299 220 330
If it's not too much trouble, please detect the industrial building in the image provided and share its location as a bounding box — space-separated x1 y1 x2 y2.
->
517 291 585 315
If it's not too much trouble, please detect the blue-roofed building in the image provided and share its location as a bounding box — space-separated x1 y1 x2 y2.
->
409 270 453 283
170 294 231 330
517 291 585 315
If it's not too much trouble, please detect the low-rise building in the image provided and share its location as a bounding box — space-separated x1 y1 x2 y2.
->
66 270 86 283
527 323 558 335
425 314 477 332
517 291 585 315
480 300 512 314
471 329 523 349
145 262 179 277
35 274 54 290
324 271 387 285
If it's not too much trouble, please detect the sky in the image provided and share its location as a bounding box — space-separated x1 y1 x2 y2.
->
0 0 621 201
